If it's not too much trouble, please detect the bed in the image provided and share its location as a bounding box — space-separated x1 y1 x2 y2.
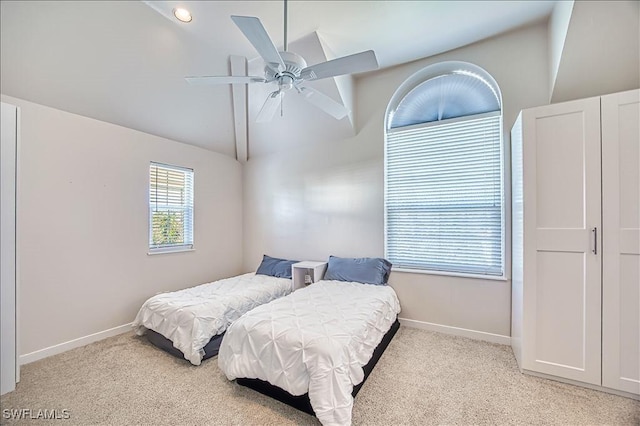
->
218 256 401 426
132 255 297 365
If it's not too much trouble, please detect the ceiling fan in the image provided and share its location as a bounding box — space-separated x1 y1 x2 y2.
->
185 1 379 123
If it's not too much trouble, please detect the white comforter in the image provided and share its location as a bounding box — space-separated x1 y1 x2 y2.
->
218 280 401 426
132 273 292 365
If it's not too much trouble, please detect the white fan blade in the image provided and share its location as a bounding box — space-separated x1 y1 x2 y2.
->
256 91 283 123
300 50 378 81
185 76 266 85
299 86 349 119
231 16 285 72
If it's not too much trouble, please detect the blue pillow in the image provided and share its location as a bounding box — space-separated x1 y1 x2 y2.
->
255 255 298 279
323 256 392 285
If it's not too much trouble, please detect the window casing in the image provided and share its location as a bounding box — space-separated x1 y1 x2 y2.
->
148 162 194 253
385 62 504 278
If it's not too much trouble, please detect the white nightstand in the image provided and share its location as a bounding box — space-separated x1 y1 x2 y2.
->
291 261 328 291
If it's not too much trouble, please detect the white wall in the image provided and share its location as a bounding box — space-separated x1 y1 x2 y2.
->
1 95 243 357
243 22 550 338
547 0 574 101
551 0 640 103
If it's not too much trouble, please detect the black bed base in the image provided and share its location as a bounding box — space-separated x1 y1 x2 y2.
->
237 318 401 416
146 329 224 363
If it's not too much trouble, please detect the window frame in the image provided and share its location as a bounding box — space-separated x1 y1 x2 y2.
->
383 62 506 280
148 161 194 255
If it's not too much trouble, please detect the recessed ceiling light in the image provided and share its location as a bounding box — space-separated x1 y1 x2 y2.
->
173 8 192 23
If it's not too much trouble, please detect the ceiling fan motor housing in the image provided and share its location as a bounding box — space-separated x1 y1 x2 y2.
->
185 14 376 121
265 51 308 91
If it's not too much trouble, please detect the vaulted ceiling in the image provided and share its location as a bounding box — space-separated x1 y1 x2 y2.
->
1 1 556 159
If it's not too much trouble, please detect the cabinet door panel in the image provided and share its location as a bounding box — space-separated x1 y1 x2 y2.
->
618 256 639 385
602 89 640 395
535 252 587 369
535 112 587 229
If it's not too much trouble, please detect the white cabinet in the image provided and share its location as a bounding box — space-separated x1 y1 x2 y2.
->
601 90 640 395
291 261 327 291
511 89 639 396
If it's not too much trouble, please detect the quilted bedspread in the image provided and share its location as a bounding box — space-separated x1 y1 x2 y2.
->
218 280 401 426
132 273 292 365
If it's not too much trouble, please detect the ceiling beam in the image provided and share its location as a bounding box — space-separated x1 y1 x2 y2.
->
230 55 248 163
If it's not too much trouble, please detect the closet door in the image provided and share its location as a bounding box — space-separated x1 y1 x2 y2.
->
1 102 18 395
521 97 602 384
601 89 640 395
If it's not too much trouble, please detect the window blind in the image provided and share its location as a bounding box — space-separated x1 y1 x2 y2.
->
149 162 194 251
385 112 503 276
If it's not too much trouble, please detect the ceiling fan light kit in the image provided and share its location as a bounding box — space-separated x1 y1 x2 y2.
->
185 1 379 122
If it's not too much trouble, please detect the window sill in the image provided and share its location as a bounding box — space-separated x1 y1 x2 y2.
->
148 247 195 256
391 267 508 281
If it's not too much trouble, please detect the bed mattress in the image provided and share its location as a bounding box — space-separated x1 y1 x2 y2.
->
132 273 292 365
218 280 401 425
236 318 400 415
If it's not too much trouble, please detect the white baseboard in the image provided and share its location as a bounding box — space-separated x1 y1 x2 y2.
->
399 318 511 346
522 369 640 401
19 323 132 365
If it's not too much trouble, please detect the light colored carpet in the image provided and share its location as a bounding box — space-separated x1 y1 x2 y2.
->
1 326 638 425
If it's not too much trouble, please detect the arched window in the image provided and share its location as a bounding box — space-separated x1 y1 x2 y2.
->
384 61 504 277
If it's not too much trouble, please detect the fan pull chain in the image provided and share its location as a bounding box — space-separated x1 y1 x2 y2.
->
280 92 283 117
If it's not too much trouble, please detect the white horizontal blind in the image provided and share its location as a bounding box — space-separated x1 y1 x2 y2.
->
385 112 503 276
149 162 194 251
